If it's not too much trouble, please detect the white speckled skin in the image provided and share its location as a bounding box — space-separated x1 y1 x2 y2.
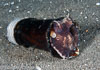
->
7 18 21 45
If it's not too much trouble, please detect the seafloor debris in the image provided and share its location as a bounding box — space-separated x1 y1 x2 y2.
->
96 2 100 6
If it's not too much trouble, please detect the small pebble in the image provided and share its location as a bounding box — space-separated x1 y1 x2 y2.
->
66 9 69 12
40 53 43 55
35 56 38 58
48 64 50 67
86 5 89 7
4 3 9 6
11 64 14 66
0 39 2 41
86 58 89 61
50 1 52 4
84 64 88 66
0 26 2 29
11 2 14 5
63 10 66 13
83 40 86 42
27 11 30 13
16 6 19 9
80 0 83 2
85 16 87 19
80 12 83 15
96 18 99 21
92 12 95 15
96 3 100 6
85 29 88 32
9 9 12 13
18 0 21 2
34 66 41 70
43 18 47 20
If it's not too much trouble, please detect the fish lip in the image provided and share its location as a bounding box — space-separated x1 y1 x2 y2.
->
68 48 79 59
75 48 79 55
51 46 79 59
47 17 79 59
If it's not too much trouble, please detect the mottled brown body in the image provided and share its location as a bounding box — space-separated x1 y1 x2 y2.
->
49 18 79 58
12 17 79 59
14 18 63 50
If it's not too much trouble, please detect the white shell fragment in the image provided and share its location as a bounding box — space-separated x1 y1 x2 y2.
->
96 2 100 6
11 2 14 5
0 26 2 29
7 18 21 45
9 9 12 13
34 66 41 70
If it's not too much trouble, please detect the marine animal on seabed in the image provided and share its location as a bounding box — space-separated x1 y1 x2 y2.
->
7 16 79 59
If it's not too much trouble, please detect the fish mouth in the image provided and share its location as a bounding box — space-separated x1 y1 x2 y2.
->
47 16 79 59
75 48 79 55
68 48 79 59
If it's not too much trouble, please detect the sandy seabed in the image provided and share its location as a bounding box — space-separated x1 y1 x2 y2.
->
0 0 100 70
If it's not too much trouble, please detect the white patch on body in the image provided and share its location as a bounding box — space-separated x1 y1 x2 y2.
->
7 18 21 45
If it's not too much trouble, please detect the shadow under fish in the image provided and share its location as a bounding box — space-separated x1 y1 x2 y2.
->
7 16 79 59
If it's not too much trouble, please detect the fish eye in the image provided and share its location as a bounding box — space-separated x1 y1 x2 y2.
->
50 31 56 38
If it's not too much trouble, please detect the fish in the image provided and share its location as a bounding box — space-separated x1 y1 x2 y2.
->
7 16 79 59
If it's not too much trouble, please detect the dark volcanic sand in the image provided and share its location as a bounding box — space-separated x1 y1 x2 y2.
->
0 0 100 70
